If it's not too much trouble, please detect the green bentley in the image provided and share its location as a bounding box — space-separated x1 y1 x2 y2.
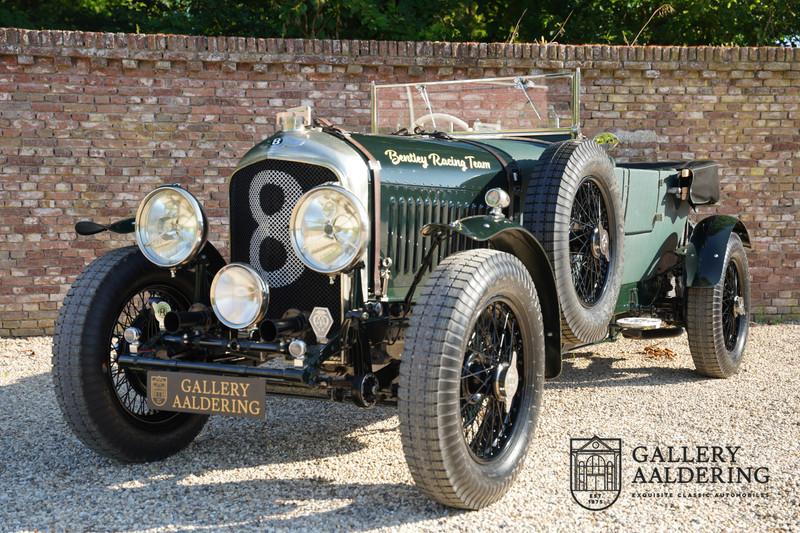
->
53 70 751 509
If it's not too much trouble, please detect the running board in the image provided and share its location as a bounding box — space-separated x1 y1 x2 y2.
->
620 327 684 340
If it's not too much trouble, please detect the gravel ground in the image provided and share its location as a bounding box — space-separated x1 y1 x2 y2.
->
1 325 798 532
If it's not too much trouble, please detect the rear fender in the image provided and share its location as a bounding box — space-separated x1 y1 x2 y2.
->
685 215 751 288
434 215 563 378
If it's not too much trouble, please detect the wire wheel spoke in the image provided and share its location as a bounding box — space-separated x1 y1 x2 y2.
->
461 299 524 462
107 285 187 422
570 178 611 306
721 262 741 351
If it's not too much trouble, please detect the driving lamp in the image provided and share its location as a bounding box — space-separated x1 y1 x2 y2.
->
485 188 511 218
134 186 207 268
485 188 511 209
210 263 269 330
290 184 369 274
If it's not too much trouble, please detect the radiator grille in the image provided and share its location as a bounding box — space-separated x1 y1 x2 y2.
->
384 186 486 287
230 160 341 325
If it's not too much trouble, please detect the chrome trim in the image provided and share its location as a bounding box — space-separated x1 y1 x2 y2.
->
373 71 576 89
134 185 207 268
210 262 270 330
572 68 581 136
289 184 370 275
227 129 370 321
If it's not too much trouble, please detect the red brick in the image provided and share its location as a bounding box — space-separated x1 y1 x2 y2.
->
0 28 797 335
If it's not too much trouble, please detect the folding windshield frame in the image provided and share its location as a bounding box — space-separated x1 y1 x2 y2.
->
370 69 580 139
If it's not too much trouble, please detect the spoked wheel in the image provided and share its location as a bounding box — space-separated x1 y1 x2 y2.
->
721 262 745 352
461 301 525 463
525 140 624 343
108 285 188 423
687 233 750 378
53 247 208 462
400 249 545 509
569 178 612 307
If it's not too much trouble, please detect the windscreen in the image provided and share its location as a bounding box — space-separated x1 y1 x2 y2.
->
372 73 575 135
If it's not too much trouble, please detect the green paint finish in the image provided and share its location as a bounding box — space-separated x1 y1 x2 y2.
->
353 132 516 301
380 184 498 300
614 167 689 313
349 133 504 188
621 168 662 234
478 138 549 163
448 214 530 241
232 128 743 325
615 282 640 314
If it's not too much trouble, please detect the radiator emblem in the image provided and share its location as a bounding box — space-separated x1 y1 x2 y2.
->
310 307 334 343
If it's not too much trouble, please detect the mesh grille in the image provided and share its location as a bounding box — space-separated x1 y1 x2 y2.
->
230 160 341 326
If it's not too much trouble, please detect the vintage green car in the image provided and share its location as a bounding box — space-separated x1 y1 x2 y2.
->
53 70 750 509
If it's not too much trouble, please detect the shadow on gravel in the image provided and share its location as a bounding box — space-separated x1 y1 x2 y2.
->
548 351 703 389
1 372 456 531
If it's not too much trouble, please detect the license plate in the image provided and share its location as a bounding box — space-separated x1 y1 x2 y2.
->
147 371 265 419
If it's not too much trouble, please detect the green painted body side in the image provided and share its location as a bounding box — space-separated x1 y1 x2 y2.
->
348 133 536 300
349 133 507 187
346 132 695 315
231 130 748 322
685 215 751 288
613 166 691 313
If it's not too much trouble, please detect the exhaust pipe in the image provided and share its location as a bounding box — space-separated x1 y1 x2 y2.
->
164 309 215 333
258 315 308 341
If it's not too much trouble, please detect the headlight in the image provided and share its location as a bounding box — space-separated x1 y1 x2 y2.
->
134 186 206 267
290 184 369 274
210 263 269 330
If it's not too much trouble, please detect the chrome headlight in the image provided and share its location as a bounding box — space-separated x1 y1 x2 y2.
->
134 186 206 268
210 263 269 330
290 184 369 274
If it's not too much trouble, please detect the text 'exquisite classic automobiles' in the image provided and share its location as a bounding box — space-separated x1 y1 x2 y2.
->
53 70 751 509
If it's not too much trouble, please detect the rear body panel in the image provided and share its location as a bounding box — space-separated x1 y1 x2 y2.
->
615 165 690 313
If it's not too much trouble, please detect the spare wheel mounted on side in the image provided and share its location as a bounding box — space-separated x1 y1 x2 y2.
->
525 140 624 344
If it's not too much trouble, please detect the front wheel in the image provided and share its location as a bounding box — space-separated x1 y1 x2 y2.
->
52 247 208 462
399 249 545 509
686 233 750 378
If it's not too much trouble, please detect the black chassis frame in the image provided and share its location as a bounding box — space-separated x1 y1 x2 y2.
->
117 242 426 407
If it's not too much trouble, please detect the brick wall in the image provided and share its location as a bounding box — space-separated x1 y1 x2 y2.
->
0 28 798 336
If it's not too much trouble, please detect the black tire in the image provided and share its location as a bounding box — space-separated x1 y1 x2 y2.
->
525 140 624 343
399 249 545 509
686 234 750 378
52 246 208 462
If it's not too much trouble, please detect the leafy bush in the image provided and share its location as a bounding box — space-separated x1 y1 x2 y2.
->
1 0 797 46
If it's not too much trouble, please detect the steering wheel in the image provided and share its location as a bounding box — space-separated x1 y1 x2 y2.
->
414 113 470 132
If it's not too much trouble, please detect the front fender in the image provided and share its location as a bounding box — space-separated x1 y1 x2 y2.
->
685 215 751 288
429 215 563 378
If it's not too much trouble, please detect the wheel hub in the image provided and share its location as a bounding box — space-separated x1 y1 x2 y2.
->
493 352 519 404
733 295 746 317
591 226 610 260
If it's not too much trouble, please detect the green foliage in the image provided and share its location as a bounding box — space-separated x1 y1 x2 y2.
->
0 0 797 45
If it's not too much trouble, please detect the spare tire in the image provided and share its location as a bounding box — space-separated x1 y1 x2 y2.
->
524 140 624 343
